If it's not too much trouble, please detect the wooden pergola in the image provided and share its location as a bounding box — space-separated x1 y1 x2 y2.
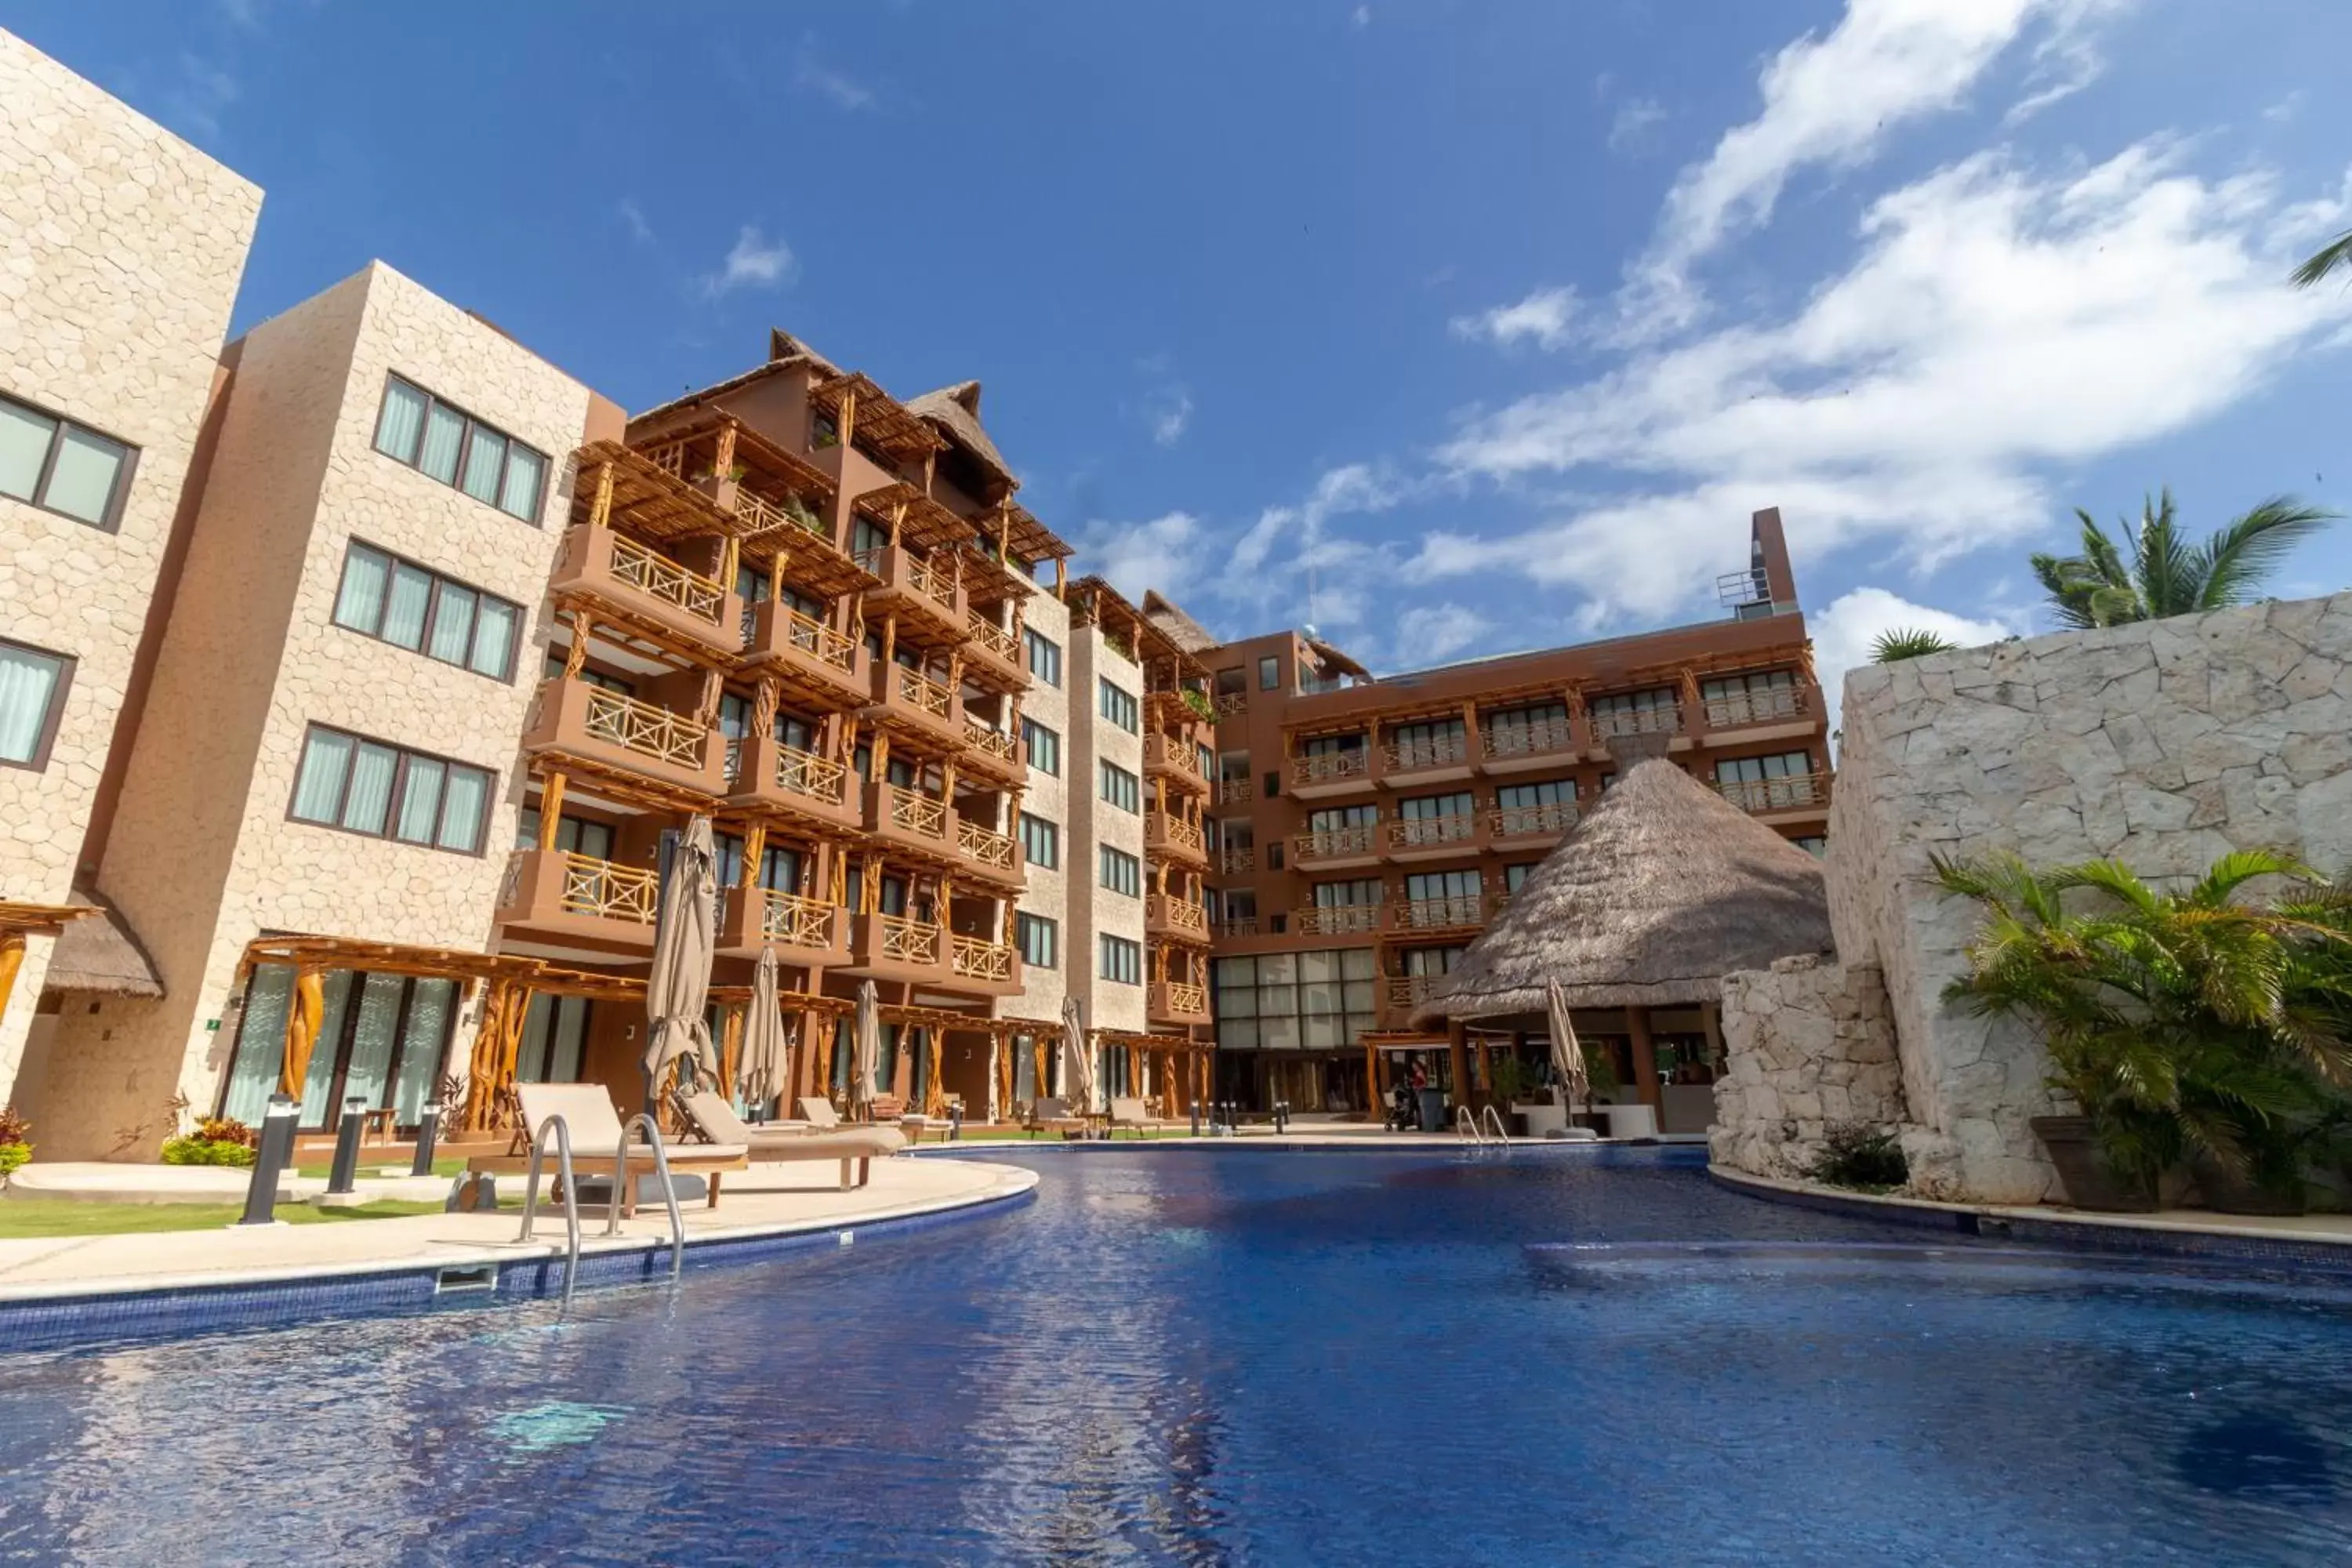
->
1093 1027 1215 1120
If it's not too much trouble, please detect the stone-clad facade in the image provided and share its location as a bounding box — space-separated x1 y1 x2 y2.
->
1709 955 1902 1181
0 30 260 1103
26 264 597 1158
1822 593 2352 1201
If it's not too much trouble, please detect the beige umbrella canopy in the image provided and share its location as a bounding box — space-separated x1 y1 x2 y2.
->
1060 996 1095 1112
1412 754 1832 1028
1545 978 1590 1110
642 815 720 1098
852 978 881 1116
739 946 789 1116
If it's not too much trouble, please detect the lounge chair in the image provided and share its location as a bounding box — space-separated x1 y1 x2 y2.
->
1024 1096 1088 1137
460 1083 749 1217
676 1090 904 1191
1107 1097 1162 1138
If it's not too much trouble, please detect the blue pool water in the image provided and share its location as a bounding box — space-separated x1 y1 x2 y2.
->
3 1145 2351 1565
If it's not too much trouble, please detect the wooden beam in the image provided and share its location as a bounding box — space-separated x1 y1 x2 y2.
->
537 771 567 849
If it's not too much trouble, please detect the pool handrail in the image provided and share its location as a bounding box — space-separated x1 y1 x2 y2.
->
514 1112 583 1305
1481 1105 1511 1145
1454 1105 1485 1143
610 1112 687 1279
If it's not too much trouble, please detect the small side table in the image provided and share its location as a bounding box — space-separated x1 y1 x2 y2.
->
358 1107 399 1145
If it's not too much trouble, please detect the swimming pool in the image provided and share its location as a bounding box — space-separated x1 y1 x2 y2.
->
2 1145 2347 1564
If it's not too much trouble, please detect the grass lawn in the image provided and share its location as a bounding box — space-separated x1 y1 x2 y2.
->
291 1156 466 1180
0 1198 455 1239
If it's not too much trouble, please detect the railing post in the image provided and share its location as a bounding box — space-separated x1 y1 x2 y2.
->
325 1095 368 1196
236 1096 300 1226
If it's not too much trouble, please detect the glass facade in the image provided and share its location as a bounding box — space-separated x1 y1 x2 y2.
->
1213 949 1378 1051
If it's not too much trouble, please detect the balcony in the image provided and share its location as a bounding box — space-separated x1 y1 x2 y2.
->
867 660 965 751
954 817 1022 887
522 679 723 799
1486 800 1575 845
550 524 741 657
1219 847 1256 877
855 543 966 641
725 734 860 834
1289 748 1374 799
1701 686 1813 737
719 885 848 965
496 848 657 953
1213 691 1247 718
1481 717 1581 774
1145 893 1210 943
1392 895 1487 933
1295 903 1381 937
840 909 949 985
1291 823 1380 870
1218 777 1254 806
1379 733 1472 786
740 600 867 710
866 780 955 865
960 717 1024 786
948 934 1022 996
1149 979 1210 1026
1144 811 1210 869
1381 972 1446 1025
1592 706 1682 752
1718 772 1831 818
963 611 1027 688
1215 916 1260 940
1142 733 1210 796
1385 812 1479 862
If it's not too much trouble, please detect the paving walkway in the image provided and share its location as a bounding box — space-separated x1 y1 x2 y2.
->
0 1156 1035 1302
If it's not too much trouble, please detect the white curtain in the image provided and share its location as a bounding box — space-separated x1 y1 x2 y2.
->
394 757 444 843
373 379 426 462
437 765 488 851
382 564 432 648
297 972 361 1126
335 544 389 633
427 584 476 665
499 445 544 520
222 965 295 1124
470 599 517 677
341 742 398 833
418 403 464 484
290 730 353 821
459 426 505 503
0 643 64 764
392 979 456 1122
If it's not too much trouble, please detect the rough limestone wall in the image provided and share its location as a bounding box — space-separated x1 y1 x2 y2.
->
1711 955 1904 1181
1828 593 2352 1202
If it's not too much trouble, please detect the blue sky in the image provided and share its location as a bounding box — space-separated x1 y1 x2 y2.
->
12 0 2352 699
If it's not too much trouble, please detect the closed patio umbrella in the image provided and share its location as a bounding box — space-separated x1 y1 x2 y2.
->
1060 996 1095 1114
642 816 720 1108
739 946 788 1118
1546 977 1590 1114
851 978 881 1119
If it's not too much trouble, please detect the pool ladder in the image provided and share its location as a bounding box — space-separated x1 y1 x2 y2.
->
515 1112 688 1305
1454 1105 1513 1145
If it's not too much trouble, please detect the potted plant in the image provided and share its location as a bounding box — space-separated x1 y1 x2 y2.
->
0 1105 30 1183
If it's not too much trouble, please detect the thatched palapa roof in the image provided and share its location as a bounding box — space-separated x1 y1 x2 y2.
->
1142 590 1218 654
908 382 1013 488
43 886 162 997
1410 753 1830 1025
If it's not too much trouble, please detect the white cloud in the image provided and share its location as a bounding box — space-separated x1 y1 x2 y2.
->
1396 604 1485 663
1146 386 1192 447
2266 91 2307 126
1810 586 2016 726
793 36 877 111
1351 5 1370 28
162 53 238 138
1419 143 2352 622
1078 511 1206 601
1607 98 1668 154
619 199 655 245
1450 285 1577 350
1624 0 2125 336
702 226 794 296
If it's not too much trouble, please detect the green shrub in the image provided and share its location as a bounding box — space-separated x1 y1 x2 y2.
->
194 1116 257 1149
160 1134 256 1168
1181 687 1216 722
0 1143 28 1179
1809 1123 1907 1191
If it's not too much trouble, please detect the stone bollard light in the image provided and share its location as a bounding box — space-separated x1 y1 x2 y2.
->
237 1096 300 1226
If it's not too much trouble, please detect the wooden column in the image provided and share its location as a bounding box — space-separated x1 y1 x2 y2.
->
590 461 615 529
1627 1007 1661 1113
0 935 24 1044
1446 1019 1470 1112
537 771 568 849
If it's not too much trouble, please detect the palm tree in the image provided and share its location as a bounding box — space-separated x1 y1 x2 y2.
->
1870 628 1958 662
2292 229 2352 289
2030 488 2335 630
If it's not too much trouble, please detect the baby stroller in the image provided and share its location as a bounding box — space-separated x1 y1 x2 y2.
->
1386 1080 1419 1131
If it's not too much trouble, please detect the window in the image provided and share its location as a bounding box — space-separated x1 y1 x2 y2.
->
1486 701 1570 753
1406 869 1482 903
1018 812 1061 869
1100 760 1141 814
372 375 547 524
1214 667 1247 699
1262 770 1279 798
1794 835 1828 858
1258 655 1281 691
1716 750 1815 784
1025 628 1062 687
288 724 492 854
1398 791 1474 821
1099 678 1140 733
1700 668 1800 722
1213 949 1377 1051
1308 803 1377 832
332 541 522 680
1504 863 1537 894
1101 934 1143 985
1497 779 1575 810
220 964 459 1130
1268 841 1285 870
0 637 72 770
516 809 614 861
1022 717 1061 775
1100 845 1142 897
1017 913 1058 969
0 389 136 530
1314 878 1383 908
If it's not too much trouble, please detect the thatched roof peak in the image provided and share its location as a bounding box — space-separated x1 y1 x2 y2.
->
43 885 162 998
909 380 1014 485
1411 757 1831 1024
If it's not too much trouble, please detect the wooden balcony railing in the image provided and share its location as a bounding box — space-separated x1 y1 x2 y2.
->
1213 691 1247 717
607 532 727 625
734 487 829 546
1215 917 1259 939
1382 734 1468 773
1717 773 1828 814
895 664 954 719
957 818 1018 872
1592 706 1680 740
1294 825 1377 861
1296 904 1380 936
775 743 847 806
1147 813 1206 855
1290 749 1370 787
877 913 940 964
1144 734 1208 780
1396 895 1486 931
885 785 949 841
952 934 1015 982
965 612 1020 664
776 604 858 672
560 853 659 924
1387 813 1477 851
1221 847 1256 876
755 890 837 949
1488 800 1575 838
1219 777 1254 805
907 550 958 607
1703 687 1808 728
1483 717 1577 760
1163 980 1208 1014
641 438 688 478
964 719 1017 762
1147 894 1210 938
583 688 707 771
1385 973 1443 1009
